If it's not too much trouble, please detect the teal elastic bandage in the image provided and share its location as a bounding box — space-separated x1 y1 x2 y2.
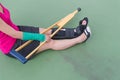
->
23 32 45 42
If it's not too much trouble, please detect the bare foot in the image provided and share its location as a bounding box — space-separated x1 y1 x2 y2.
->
82 20 87 25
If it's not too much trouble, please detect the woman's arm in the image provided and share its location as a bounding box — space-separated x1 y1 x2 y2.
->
0 18 51 42
0 18 23 39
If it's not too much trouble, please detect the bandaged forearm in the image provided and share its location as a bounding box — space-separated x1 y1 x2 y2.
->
22 32 45 42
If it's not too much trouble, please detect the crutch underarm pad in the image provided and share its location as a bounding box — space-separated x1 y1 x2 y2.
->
77 8 81 12
10 50 27 64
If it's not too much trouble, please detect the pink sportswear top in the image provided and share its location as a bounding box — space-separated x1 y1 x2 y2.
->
0 3 19 54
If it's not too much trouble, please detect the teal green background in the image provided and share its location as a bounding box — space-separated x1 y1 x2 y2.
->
0 0 120 80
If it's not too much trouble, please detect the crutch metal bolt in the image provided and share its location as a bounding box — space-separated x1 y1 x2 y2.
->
10 8 81 64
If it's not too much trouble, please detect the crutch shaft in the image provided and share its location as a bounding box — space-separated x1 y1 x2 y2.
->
26 9 80 59
15 40 32 51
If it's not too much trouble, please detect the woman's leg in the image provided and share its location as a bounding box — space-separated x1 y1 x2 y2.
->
39 17 88 38
36 26 91 53
36 32 87 53
36 17 90 53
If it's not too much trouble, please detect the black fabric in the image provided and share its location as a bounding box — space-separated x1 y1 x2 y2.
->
7 25 40 57
79 17 88 32
51 27 83 39
52 17 89 40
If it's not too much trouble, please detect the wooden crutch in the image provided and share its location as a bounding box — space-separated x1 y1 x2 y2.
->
10 8 81 64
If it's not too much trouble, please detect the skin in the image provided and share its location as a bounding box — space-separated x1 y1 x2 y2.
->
0 5 87 53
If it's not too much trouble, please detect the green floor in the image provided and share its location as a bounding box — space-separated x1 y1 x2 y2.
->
0 0 120 80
